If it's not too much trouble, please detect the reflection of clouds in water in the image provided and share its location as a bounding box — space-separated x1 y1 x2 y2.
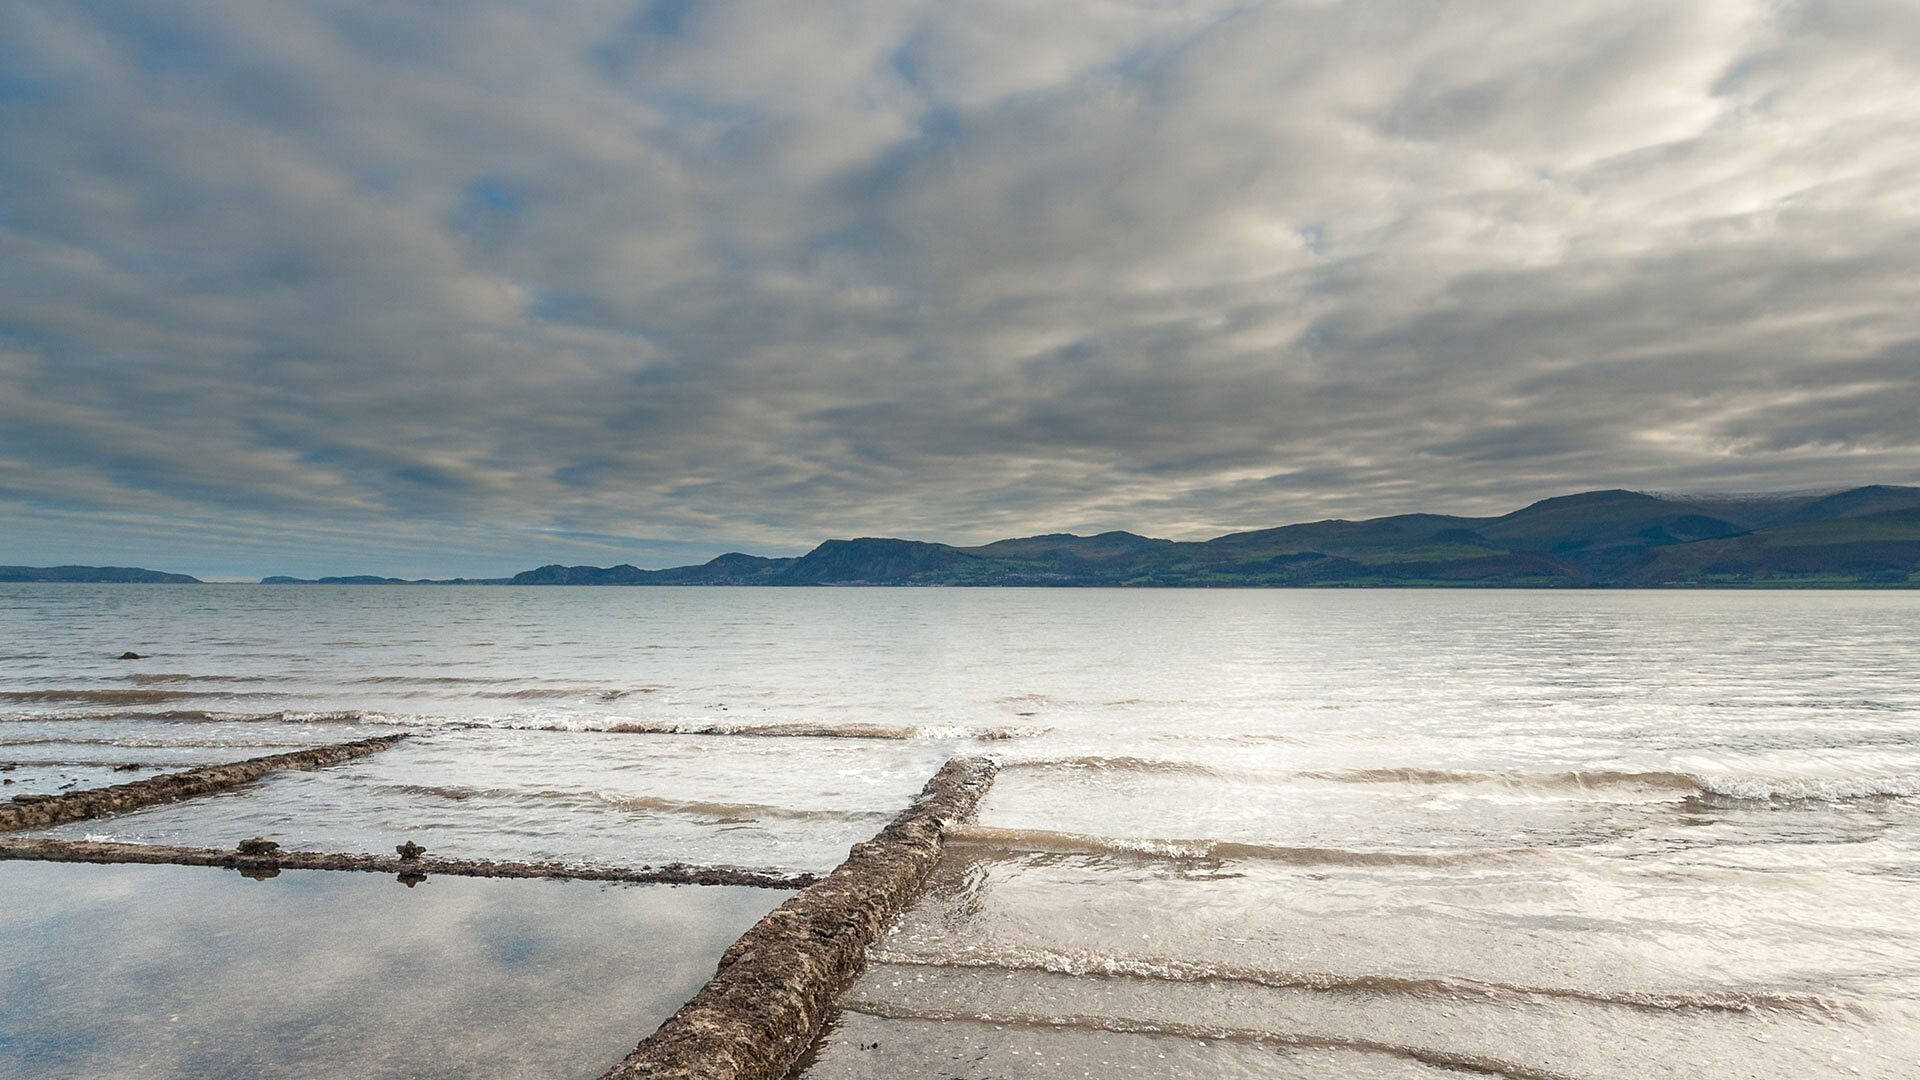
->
0 863 776 1079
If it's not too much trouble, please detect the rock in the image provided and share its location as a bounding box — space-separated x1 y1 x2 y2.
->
111 763 144 772
0 734 408 834
396 840 426 860
602 755 999 1080
117 651 143 660
236 837 280 855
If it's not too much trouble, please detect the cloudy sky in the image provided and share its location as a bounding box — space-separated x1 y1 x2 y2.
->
2 1 1917 578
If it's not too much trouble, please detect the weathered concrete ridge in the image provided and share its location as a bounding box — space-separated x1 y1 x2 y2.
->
0 735 407 832
0 836 815 889
602 755 999 1080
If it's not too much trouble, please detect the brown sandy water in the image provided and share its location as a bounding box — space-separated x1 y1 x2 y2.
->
6 585 1920 1076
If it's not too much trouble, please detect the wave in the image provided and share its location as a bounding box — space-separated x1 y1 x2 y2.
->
123 673 272 685
838 999 1579 1080
1704 698 1911 712
866 947 1844 1017
503 719 1043 741
1297 767 1707 794
1010 761 1920 804
2 708 1045 742
0 689 267 705
1317 767 1920 803
943 825 1526 867
3 708 385 726
387 783 883 823
1695 775 1920 801
997 756 1226 776
0 735 318 749
472 687 651 701
0 758 167 771
353 675 494 686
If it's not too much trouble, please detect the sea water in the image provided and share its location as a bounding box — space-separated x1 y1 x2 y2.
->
3 584 1917 1077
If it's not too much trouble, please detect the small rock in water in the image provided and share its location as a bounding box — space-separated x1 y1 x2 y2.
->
396 841 427 860
111 763 143 772
116 651 142 660
236 837 281 855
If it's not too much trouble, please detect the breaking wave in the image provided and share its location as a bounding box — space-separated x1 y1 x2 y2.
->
1693 775 1920 801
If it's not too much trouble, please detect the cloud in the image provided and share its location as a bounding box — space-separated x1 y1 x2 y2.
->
0 0 1916 576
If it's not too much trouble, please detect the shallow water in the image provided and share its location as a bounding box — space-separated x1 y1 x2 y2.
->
0 861 776 1078
5 584 1920 1075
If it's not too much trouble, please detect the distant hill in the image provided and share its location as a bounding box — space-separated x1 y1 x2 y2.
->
260 574 501 585
35 483 1881 589
471 484 1920 588
0 565 200 584
15 486 1919 588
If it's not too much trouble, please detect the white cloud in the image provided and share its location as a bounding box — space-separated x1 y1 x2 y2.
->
0 0 1915 574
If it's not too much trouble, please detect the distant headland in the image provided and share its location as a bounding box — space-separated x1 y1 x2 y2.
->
11 485 1920 588
0 565 200 584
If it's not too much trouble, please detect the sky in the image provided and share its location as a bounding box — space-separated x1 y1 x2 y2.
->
2 1 1917 579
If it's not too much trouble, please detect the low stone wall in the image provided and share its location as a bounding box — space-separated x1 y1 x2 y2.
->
0 836 815 889
601 755 998 1080
0 735 407 832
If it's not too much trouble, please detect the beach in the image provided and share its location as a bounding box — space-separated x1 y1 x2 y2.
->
4 584 1918 1077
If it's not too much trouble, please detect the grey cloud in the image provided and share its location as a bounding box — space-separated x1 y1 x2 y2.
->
0 0 1916 576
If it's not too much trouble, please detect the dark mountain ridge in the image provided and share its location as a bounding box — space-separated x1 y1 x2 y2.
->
0 565 200 584
21 485 1917 588
399 484 1920 587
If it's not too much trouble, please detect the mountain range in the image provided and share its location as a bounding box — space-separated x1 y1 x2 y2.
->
249 483 1918 587
9 486 1917 588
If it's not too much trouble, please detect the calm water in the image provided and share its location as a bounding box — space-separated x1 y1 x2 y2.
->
0 862 774 1078
4 584 1920 1077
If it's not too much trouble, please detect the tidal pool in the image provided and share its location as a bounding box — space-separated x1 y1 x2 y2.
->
0 861 779 1078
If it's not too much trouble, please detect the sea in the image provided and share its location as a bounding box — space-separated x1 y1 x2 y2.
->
3 584 1918 1078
